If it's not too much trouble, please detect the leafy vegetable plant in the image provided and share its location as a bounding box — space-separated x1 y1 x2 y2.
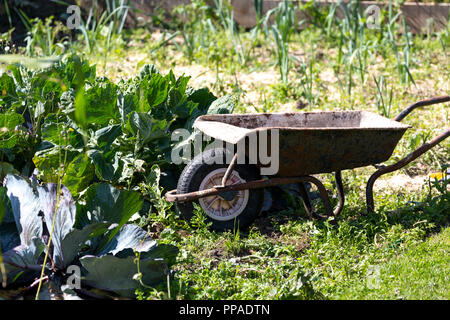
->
0 174 177 299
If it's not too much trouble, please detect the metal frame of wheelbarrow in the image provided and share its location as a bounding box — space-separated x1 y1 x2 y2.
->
165 96 450 218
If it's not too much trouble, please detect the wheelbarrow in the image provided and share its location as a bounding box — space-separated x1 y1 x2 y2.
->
165 96 450 231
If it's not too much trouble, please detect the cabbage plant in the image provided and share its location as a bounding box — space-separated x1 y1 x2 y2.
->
0 174 177 299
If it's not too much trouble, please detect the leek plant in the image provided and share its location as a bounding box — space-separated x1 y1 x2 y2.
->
15 12 70 57
173 0 222 63
213 0 253 66
76 0 129 56
264 0 297 84
374 75 393 118
436 21 449 56
294 49 316 107
383 0 416 88
335 0 364 97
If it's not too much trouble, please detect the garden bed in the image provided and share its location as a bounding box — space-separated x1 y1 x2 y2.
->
0 0 449 301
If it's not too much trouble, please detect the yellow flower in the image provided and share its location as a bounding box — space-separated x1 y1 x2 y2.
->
429 171 448 181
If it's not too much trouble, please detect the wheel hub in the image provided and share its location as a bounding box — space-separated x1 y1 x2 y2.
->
198 168 249 221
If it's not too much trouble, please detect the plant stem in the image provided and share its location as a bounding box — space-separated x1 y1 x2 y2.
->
35 118 68 300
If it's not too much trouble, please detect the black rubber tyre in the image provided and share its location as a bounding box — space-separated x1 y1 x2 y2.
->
176 148 264 231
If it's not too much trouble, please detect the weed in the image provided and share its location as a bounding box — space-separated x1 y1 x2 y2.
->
265 0 297 84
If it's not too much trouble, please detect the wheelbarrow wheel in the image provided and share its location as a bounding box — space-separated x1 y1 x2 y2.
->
176 148 264 231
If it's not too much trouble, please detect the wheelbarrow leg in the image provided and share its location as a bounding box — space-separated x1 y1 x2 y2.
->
333 171 345 216
299 171 344 218
298 182 313 218
366 129 450 213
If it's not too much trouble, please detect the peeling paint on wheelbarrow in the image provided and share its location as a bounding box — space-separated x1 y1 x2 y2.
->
194 111 411 176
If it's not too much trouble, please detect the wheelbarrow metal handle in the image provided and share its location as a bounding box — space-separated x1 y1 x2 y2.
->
366 127 450 213
394 95 450 122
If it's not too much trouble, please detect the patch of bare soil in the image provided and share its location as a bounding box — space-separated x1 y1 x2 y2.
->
171 63 284 109
251 213 284 238
147 222 165 239
206 239 252 268
170 63 218 89
97 52 148 82
373 173 429 194
270 232 311 253
207 239 226 260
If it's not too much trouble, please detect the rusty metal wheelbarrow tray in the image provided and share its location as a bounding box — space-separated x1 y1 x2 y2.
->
194 111 411 176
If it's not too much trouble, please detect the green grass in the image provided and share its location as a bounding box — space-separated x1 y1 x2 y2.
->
136 175 449 300
339 227 450 299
